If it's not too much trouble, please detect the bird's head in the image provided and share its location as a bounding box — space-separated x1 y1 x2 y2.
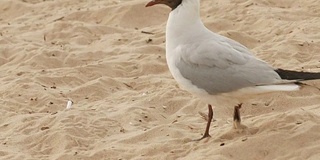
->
145 0 182 10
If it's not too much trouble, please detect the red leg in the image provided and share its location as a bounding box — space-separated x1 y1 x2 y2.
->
197 104 213 140
233 103 242 129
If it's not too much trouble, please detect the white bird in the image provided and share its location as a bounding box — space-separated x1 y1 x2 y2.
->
146 0 320 140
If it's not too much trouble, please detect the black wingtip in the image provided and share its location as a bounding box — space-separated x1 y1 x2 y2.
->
275 68 320 81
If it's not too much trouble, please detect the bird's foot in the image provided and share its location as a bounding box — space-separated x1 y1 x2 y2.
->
194 133 211 141
193 104 213 141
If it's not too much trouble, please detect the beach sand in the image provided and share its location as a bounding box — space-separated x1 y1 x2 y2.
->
1 0 320 159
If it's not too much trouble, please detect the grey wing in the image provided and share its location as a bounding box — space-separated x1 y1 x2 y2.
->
176 41 282 95
215 32 254 56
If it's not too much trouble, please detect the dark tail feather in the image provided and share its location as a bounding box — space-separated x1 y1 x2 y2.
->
275 68 320 81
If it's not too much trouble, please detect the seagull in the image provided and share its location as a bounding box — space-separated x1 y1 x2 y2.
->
146 0 320 140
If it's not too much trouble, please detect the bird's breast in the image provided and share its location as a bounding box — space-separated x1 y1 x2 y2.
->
166 48 210 97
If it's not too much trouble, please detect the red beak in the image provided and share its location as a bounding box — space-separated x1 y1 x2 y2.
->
145 0 157 7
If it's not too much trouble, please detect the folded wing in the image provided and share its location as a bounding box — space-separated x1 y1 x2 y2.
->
175 39 287 94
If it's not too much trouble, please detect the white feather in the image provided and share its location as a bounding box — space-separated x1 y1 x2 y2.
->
255 84 300 92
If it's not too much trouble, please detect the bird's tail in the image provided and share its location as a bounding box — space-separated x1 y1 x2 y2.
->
275 68 320 91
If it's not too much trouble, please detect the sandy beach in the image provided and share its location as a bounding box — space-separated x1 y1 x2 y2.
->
1 0 320 159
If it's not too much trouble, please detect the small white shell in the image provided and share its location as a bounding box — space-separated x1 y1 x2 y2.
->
66 100 73 109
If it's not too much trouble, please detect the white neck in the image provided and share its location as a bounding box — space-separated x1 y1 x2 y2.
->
170 0 200 22
166 0 207 50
